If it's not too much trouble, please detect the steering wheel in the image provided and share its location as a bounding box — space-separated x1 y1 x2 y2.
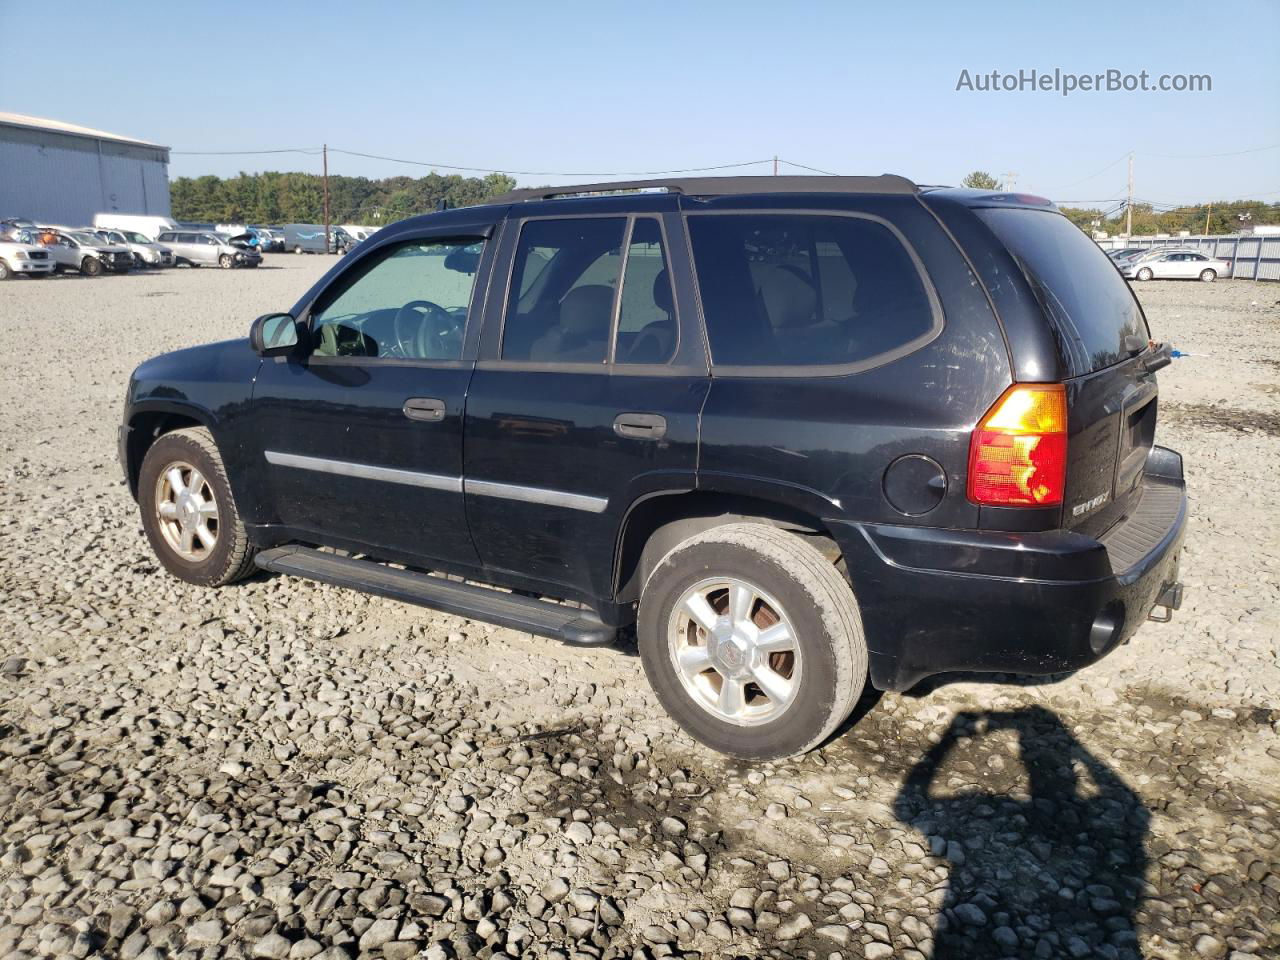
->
391 300 458 359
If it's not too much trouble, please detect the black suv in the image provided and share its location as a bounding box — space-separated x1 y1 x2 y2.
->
119 176 1186 759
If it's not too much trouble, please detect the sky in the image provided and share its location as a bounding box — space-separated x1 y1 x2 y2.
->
2 0 1277 209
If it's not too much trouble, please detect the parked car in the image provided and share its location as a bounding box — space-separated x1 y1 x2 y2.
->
93 214 180 242
1120 250 1228 282
37 229 134 275
280 223 331 254
155 230 262 269
1 218 39 242
94 229 174 268
251 227 285 253
120 176 1186 759
0 238 55 279
1107 247 1146 261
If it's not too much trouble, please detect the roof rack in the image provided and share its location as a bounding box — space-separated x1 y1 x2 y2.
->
491 174 918 204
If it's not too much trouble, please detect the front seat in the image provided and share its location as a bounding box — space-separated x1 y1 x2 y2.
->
530 285 614 362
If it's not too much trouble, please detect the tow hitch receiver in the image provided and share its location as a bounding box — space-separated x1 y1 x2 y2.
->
1148 581 1184 623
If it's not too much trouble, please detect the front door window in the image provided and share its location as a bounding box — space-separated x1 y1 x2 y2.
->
310 239 485 360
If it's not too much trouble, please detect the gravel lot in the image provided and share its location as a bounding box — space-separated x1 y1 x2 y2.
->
1 260 1277 960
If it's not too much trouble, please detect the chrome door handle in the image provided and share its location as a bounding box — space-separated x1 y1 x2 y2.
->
614 413 667 440
403 397 446 422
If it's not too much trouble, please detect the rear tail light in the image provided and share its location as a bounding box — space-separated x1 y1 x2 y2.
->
968 383 1067 507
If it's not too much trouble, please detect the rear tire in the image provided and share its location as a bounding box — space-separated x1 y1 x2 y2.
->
294 245 304 254
0 261 10 281
637 522 867 759
138 427 257 587
1136 267 1153 281
1199 268 1216 282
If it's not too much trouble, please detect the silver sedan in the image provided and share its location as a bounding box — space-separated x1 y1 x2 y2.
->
1121 250 1230 282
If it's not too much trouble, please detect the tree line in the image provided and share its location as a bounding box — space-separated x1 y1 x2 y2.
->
169 170 517 225
172 167 1280 237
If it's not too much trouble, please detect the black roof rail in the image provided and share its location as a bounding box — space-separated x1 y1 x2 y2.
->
490 174 918 204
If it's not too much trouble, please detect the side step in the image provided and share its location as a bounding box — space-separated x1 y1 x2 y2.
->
254 546 616 646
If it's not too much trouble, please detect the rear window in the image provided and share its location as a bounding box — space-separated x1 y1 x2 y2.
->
687 214 937 370
977 208 1149 374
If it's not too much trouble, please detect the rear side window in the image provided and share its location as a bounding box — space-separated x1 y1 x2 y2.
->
977 208 1150 374
687 214 937 369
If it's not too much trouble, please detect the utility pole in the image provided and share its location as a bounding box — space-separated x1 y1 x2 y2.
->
1002 171 1016 191
322 143 331 254
1125 152 1133 237
1203 201 1212 235
773 155 778 176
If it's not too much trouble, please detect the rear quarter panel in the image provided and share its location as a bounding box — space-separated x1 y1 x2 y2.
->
694 195 1010 531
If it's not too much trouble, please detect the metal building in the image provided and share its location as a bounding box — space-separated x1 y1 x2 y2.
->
0 112 171 226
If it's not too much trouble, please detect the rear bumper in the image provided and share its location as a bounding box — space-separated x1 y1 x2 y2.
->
831 446 1187 692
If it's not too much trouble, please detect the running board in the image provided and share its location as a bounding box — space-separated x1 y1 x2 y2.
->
254 546 615 646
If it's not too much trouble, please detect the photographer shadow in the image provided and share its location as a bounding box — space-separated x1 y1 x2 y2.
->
893 707 1149 959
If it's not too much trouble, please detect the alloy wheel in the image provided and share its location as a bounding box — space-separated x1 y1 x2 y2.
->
667 576 801 726
154 460 219 560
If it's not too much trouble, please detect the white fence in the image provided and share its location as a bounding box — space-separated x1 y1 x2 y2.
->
1096 234 1280 281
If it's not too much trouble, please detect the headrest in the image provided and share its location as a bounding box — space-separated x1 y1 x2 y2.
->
759 265 818 329
559 284 614 335
652 269 674 317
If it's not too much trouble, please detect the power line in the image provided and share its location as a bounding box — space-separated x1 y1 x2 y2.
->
777 158 841 176
328 148 774 177
171 147 324 156
1140 142 1280 159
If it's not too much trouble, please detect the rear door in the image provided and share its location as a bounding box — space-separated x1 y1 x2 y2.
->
975 207 1156 537
463 202 709 603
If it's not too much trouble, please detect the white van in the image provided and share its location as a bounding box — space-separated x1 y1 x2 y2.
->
92 214 180 242
339 224 379 243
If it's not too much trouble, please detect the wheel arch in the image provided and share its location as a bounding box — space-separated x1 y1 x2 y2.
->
124 403 214 498
613 489 842 606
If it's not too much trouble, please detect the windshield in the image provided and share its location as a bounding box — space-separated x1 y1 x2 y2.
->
72 232 102 245
123 231 150 244
978 208 1150 375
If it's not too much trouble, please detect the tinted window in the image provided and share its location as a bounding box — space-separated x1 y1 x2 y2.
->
502 218 626 363
977 208 1149 374
616 218 676 364
687 214 936 368
311 239 483 361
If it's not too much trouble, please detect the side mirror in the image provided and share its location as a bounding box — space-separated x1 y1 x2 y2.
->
250 313 301 356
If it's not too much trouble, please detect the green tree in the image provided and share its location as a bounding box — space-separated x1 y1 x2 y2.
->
961 170 1000 190
169 171 516 225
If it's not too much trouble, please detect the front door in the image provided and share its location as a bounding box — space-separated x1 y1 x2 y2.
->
464 203 710 604
248 228 494 569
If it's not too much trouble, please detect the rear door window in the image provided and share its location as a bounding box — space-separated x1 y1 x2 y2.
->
501 218 626 363
976 208 1150 374
686 214 938 370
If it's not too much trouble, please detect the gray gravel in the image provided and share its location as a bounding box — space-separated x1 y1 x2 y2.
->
1 260 1277 958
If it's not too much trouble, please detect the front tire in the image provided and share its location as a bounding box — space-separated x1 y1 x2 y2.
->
81 257 103 277
1199 268 1217 282
1136 267 1153 281
0 261 10 281
138 427 257 587
219 254 234 269
294 245 304 254
638 523 867 759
